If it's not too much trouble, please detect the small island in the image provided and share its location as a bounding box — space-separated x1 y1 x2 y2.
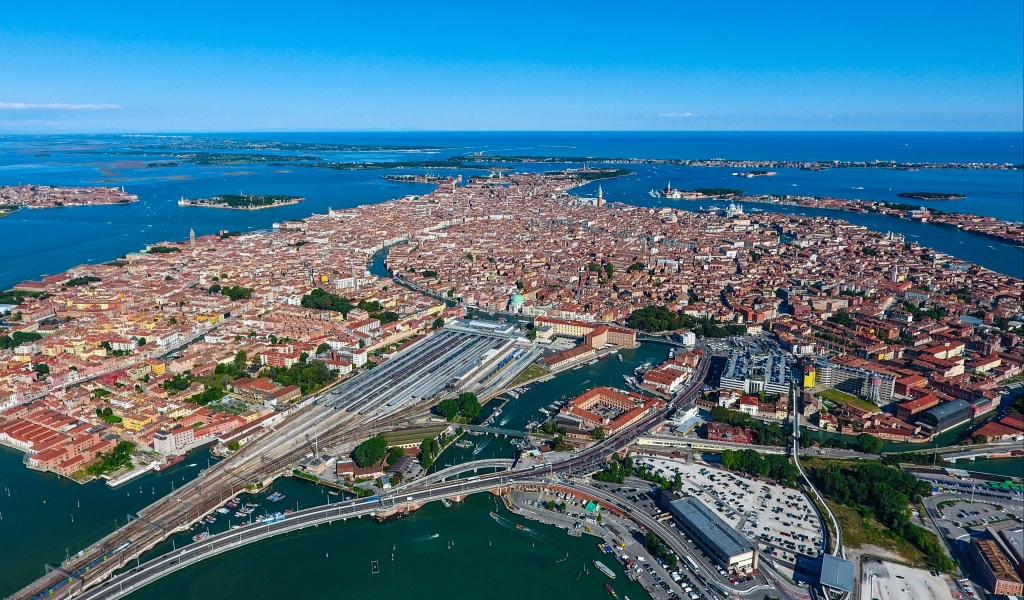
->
178 194 304 210
896 191 966 200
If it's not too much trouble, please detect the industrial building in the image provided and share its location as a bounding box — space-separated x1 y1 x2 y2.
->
667 496 758 573
916 400 973 434
970 537 1023 596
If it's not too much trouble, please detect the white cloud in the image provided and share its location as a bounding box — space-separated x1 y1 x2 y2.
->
0 102 122 110
657 112 693 118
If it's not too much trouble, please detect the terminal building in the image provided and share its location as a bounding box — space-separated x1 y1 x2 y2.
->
667 496 758 573
819 555 855 599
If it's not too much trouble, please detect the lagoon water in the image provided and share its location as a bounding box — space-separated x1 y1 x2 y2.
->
1 132 1022 288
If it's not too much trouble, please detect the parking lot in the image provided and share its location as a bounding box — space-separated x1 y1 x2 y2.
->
934 499 1019 529
632 456 825 565
861 559 953 600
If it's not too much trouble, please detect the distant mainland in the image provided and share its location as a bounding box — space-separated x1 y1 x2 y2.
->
178 194 304 210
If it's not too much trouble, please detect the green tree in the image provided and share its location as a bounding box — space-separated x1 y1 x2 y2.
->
856 433 884 454
458 392 481 422
603 263 615 278
386 447 403 468
316 342 331 355
436 398 460 421
592 427 606 440
432 317 446 330
354 435 389 468
33 362 50 379
227 440 241 452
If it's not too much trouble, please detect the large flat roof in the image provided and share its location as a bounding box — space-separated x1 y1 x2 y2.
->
820 555 855 592
669 497 753 560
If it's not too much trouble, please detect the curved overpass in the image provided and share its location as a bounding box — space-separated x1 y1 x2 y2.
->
396 458 514 489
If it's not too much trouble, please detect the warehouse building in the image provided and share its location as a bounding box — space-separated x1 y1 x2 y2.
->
668 497 758 573
916 400 972 434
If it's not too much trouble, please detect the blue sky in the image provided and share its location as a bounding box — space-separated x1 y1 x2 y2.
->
1 1 1021 132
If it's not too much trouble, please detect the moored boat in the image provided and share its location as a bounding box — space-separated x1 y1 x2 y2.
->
594 560 616 579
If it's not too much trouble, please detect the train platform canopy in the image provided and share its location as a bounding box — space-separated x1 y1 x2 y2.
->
819 555 855 593
382 425 451 448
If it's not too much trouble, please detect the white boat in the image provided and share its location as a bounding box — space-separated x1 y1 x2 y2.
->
594 560 616 579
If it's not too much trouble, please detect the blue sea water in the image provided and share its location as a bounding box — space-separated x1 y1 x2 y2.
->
0 132 1021 288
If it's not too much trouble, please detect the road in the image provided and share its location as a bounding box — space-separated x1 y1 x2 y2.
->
790 381 843 560
10 348 710 600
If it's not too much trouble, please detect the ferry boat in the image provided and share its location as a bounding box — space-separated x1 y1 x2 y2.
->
605 583 618 597
153 455 185 472
594 560 616 579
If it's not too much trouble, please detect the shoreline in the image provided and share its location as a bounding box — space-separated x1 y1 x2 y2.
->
654 194 1023 248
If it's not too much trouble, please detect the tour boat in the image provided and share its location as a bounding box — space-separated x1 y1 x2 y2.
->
594 560 616 579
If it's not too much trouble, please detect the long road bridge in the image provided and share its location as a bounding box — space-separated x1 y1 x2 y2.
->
10 348 711 600
61 472 542 600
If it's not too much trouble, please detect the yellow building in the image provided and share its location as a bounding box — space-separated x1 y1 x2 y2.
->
803 365 816 389
122 410 156 431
